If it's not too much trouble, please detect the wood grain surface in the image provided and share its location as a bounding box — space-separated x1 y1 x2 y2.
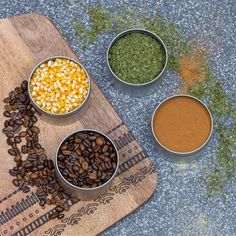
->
0 13 157 236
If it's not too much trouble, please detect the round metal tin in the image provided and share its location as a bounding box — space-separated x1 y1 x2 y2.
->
107 28 168 96
28 56 91 117
151 94 213 162
55 129 120 200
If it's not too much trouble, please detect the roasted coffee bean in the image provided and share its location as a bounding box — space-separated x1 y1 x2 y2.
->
30 172 38 179
83 139 91 147
8 149 17 156
3 126 12 134
3 111 11 117
12 124 21 133
27 140 32 148
82 161 88 170
37 164 45 170
19 168 25 177
27 129 33 136
6 138 13 146
82 150 90 157
24 163 33 169
72 164 80 172
8 119 14 127
88 170 97 180
49 212 58 219
74 137 82 143
96 137 104 146
9 168 18 176
35 143 42 149
14 155 21 162
21 145 27 154
18 93 26 102
79 143 85 151
3 97 11 103
39 199 46 206
62 150 71 155
6 132 14 138
4 120 9 128
23 186 30 193
19 131 27 137
14 136 22 143
93 145 100 153
102 145 109 153
11 112 17 119
21 80 28 91
23 119 29 128
37 191 48 200
55 206 64 213
31 126 39 134
12 179 20 187
31 115 38 123
88 135 97 141
46 198 52 205
48 159 54 170
15 119 23 125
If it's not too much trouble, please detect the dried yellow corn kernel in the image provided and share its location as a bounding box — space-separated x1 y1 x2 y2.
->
30 58 89 114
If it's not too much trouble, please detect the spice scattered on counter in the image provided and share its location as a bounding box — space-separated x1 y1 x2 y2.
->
3 81 78 220
30 58 89 114
189 68 236 199
153 96 212 153
108 32 166 84
57 131 117 188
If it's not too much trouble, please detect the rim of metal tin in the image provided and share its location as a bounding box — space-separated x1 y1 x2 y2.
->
28 56 91 117
151 94 213 156
107 28 168 87
55 129 120 191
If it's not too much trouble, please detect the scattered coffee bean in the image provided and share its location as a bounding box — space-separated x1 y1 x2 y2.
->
14 136 22 143
8 149 17 156
3 111 11 117
23 186 30 193
3 81 93 221
55 206 64 213
12 179 19 187
49 212 58 220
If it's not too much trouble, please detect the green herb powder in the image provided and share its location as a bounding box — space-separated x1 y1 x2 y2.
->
108 32 166 84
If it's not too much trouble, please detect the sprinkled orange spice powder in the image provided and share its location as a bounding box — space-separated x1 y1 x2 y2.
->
152 96 212 153
179 50 207 93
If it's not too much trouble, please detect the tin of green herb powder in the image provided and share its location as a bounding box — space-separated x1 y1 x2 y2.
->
108 32 166 84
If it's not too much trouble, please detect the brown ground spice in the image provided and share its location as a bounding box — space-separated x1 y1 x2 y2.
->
179 50 207 93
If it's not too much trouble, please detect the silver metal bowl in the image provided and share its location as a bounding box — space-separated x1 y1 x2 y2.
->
55 129 120 201
28 56 91 117
107 28 168 96
151 94 213 162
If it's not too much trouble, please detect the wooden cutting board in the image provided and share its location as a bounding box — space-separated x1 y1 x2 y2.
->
0 13 157 236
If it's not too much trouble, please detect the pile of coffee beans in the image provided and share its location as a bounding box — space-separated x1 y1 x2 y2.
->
2 81 78 220
57 131 118 188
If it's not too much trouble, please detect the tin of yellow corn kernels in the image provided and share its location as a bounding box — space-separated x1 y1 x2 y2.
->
28 56 91 117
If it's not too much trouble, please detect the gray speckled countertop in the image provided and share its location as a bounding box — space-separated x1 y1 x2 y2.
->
0 0 235 235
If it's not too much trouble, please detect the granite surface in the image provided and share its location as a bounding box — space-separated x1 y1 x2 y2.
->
0 0 235 235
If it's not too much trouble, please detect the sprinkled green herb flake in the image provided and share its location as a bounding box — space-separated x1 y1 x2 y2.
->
108 32 166 84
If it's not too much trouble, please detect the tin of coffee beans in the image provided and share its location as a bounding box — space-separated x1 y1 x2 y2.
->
55 129 119 200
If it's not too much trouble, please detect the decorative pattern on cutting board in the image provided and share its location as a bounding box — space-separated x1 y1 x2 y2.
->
0 13 157 236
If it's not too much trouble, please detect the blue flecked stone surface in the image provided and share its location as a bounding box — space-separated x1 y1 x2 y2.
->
0 0 235 235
